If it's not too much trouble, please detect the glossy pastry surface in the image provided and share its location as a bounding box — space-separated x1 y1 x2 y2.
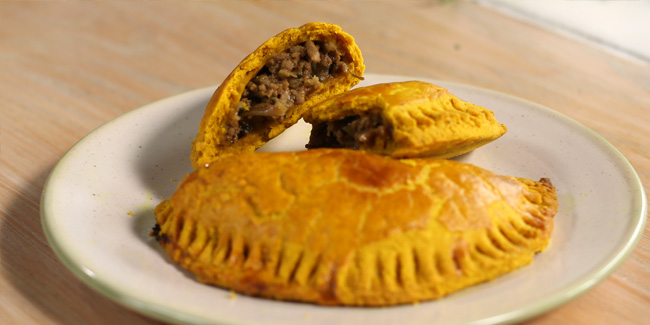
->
154 149 558 306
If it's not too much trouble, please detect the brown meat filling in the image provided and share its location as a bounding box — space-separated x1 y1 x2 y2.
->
306 113 393 150
226 40 350 143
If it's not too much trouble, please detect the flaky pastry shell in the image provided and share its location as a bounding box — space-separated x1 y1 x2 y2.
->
191 22 365 169
154 149 558 306
303 81 507 158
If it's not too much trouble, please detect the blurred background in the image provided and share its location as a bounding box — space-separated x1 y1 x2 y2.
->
1 1 648 325
482 0 650 64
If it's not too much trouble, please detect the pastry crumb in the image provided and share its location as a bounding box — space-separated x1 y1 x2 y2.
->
128 211 134 216
229 290 237 300
304 312 311 319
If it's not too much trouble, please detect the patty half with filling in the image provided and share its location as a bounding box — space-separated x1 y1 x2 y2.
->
303 81 507 159
191 22 365 169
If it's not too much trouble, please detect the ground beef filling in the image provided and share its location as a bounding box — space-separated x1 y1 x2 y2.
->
306 113 392 150
226 40 350 143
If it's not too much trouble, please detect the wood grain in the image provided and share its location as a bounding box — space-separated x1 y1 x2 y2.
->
1 1 648 324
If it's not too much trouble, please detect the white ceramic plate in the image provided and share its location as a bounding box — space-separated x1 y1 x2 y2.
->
41 74 646 324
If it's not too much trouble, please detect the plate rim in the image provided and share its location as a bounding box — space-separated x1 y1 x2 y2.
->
40 73 647 324
40 85 218 324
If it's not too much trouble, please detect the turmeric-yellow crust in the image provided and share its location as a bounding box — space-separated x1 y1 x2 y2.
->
154 149 558 306
302 81 507 158
190 22 365 169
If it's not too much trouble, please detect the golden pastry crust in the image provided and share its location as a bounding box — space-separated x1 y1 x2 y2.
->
303 81 507 158
154 149 558 306
191 22 365 169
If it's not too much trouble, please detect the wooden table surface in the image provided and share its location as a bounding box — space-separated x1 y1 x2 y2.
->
2 1 649 324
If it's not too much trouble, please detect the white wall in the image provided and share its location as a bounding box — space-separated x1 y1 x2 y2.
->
478 0 650 64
